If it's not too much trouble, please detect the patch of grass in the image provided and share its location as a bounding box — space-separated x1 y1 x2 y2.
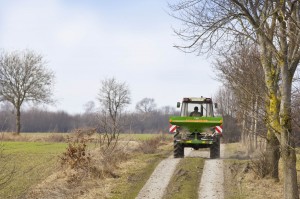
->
224 142 249 159
163 157 205 199
0 141 67 198
119 133 172 141
109 143 173 199
223 143 284 199
0 132 68 142
223 143 249 199
223 159 249 199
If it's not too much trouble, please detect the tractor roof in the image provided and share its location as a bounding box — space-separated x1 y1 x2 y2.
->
182 97 212 103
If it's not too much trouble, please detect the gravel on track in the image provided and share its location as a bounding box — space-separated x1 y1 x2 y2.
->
136 145 225 199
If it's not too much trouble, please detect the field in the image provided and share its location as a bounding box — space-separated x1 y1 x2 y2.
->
0 141 67 198
0 132 172 199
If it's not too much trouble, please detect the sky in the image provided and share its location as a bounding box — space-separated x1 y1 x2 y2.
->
0 0 221 114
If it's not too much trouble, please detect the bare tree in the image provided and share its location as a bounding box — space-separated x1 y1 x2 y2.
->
170 1 300 197
215 44 267 152
134 98 157 133
0 50 55 134
135 98 157 113
160 105 177 115
98 77 131 139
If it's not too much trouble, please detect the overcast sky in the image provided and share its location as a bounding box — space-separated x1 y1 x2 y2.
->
0 0 221 114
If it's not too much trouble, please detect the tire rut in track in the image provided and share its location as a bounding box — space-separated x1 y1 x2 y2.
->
136 149 192 199
136 145 225 199
198 144 225 199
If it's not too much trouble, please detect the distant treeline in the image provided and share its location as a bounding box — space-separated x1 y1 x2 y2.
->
0 105 179 134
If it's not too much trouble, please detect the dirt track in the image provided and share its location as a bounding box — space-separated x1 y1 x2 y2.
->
136 145 225 199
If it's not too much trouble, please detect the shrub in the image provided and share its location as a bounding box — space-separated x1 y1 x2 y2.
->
60 137 91 170
250 152 271 178
60 129 129 181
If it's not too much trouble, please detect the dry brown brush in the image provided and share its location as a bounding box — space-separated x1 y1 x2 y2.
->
59 129 130 181
138 134 171 154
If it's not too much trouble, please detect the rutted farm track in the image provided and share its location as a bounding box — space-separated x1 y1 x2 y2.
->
136 145 225 199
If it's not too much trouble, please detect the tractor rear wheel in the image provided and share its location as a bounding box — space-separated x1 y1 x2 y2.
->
174 141 184 158
210 137 220 159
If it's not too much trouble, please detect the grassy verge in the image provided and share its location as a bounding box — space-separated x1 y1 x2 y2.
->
0 141 67 198
223 143 251 199
223 143 287 199
163 157 205 199
109 143 173 199
223 159 249 199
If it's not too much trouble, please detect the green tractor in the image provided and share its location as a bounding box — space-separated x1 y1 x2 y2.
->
169 97 223 159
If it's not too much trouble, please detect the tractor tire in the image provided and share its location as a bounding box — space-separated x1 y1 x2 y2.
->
210 137 220 159
174 141 184 158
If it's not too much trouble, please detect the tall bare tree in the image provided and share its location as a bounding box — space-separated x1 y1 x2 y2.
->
215 44 267 152
0 50 55 134
98 77 131 139
170 1 300 198
135 98 157 113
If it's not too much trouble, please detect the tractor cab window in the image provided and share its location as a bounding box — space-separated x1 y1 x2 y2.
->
181 102 214 117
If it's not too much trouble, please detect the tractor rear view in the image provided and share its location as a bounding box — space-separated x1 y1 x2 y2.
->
169 97 223 158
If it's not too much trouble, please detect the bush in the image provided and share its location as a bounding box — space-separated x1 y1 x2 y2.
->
60 129 130 181
250 152 271 178
138 136 162 154
60 137 91 170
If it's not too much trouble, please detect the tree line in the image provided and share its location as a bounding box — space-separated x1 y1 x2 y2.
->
0 101 178 134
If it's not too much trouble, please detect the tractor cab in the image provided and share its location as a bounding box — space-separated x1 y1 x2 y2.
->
177 97 215 117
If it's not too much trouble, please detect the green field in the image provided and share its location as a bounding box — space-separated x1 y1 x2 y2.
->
0 141 67 198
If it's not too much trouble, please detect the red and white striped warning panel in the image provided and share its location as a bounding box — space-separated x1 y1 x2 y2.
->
169 125 177 133
215 126 223 135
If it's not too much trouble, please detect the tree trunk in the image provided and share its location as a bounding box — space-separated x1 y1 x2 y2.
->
254 96 258 149
264 91 281 180
281 131 298 199
280 64 299 199
265 132 280 180
259 40 281 180
241 112 246 145
16 107 21 134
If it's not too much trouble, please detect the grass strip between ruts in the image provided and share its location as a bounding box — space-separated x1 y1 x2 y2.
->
163 157 205 199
